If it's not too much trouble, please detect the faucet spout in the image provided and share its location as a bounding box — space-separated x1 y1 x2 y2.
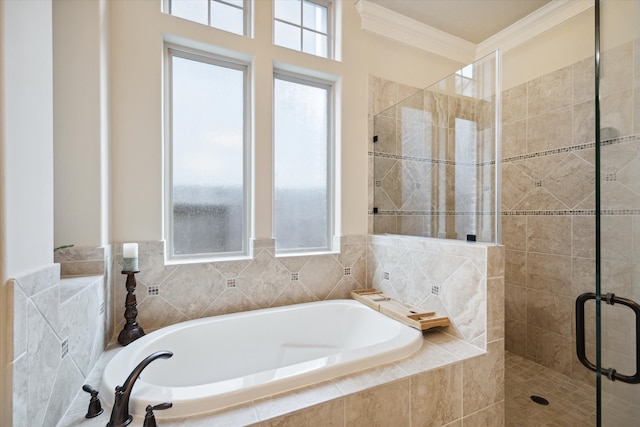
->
107 350 173 427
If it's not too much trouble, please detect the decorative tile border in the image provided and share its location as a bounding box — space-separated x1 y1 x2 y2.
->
371 210 494 216
503 209 640 216
502 134 640 164
370 151 496 167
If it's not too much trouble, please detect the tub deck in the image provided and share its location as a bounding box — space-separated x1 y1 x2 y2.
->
59 330 485 426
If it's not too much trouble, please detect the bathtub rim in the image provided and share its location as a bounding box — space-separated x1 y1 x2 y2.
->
101 299 424 418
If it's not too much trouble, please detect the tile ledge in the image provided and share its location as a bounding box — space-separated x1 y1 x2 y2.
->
59 275 103 303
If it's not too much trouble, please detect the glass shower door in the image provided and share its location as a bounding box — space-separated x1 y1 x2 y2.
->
576 1 640 425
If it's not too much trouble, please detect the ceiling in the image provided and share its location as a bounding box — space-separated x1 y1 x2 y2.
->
367 0 553 44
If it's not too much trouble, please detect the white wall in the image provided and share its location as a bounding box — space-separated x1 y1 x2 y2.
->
1 0 55 425
53 0 110 248
106 0 462 243
503 1 639 91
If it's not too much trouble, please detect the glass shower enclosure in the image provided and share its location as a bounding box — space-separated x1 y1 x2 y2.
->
372 52 500 244
575 1 640 426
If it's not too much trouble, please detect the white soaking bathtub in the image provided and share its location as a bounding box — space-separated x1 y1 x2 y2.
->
102 299 423 418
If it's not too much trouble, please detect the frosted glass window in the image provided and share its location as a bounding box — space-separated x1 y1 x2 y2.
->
168 0 249 36
274 0 331 58
167 48 248 259
274 74 332 253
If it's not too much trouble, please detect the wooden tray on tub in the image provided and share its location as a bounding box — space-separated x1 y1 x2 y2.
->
351 289 450 331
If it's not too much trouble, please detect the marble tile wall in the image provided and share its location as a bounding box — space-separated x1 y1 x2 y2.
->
369 76 497 243
502 39 640 406
10 265 107 427
367 234 504 351
110 237 367 334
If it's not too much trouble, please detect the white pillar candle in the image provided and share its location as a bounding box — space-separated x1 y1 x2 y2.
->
123 243 138 258
122 243 139 271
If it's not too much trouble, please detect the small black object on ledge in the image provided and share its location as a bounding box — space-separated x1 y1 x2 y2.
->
118 270 145 346
466 234 476 242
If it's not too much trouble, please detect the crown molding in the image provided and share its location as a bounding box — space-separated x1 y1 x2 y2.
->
355 0 476 64
475 0 593 59
356 0 594 64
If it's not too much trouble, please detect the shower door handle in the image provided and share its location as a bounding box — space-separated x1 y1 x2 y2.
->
575 292 640 384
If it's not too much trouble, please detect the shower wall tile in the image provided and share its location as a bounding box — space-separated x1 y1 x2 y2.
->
571 256 595 296
370 75 497 243
526 66 572 117
424 90 448 127
601 88 634 136
487 277 505 342
500 216 526 250
502 119 527 158
526 289 572 337
526 325 572 377
572 215 596 258
502 84 527 124
600 42 634 96
505 284 526 323
573 100 595 144
526 106 572 153
526 216 571 256
501 53 640 386
573 56 595 104
544 154 595 208
526 252 572 296
505 318 526 357
368 75 399 116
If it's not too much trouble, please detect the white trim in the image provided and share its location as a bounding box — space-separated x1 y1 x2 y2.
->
356 0 594 63
355 0 476 64
476 0 593 59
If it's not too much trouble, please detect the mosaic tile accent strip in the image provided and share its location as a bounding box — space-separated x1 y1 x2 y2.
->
370 151 496 167
61 338 69 359
502 134 640 164
502 210 640 216
373 210 494 216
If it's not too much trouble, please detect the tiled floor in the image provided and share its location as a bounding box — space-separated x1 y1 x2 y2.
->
505 352 596 427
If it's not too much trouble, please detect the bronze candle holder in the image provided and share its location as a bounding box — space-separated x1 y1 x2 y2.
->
117 270 145 346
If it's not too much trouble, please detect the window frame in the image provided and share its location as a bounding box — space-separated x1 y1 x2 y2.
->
273 0 334 59
272 69 336 255
164 43 252 264
164 0 252 38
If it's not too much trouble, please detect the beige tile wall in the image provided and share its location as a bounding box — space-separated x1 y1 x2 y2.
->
502 39 640 409
369 75 497 243
111 237 368 334
367 234 504 351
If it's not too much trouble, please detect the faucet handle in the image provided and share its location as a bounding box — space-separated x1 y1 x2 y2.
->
143 402 173 427
81 384 104 418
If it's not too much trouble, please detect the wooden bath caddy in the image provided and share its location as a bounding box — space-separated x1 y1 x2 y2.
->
351 289 450 331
